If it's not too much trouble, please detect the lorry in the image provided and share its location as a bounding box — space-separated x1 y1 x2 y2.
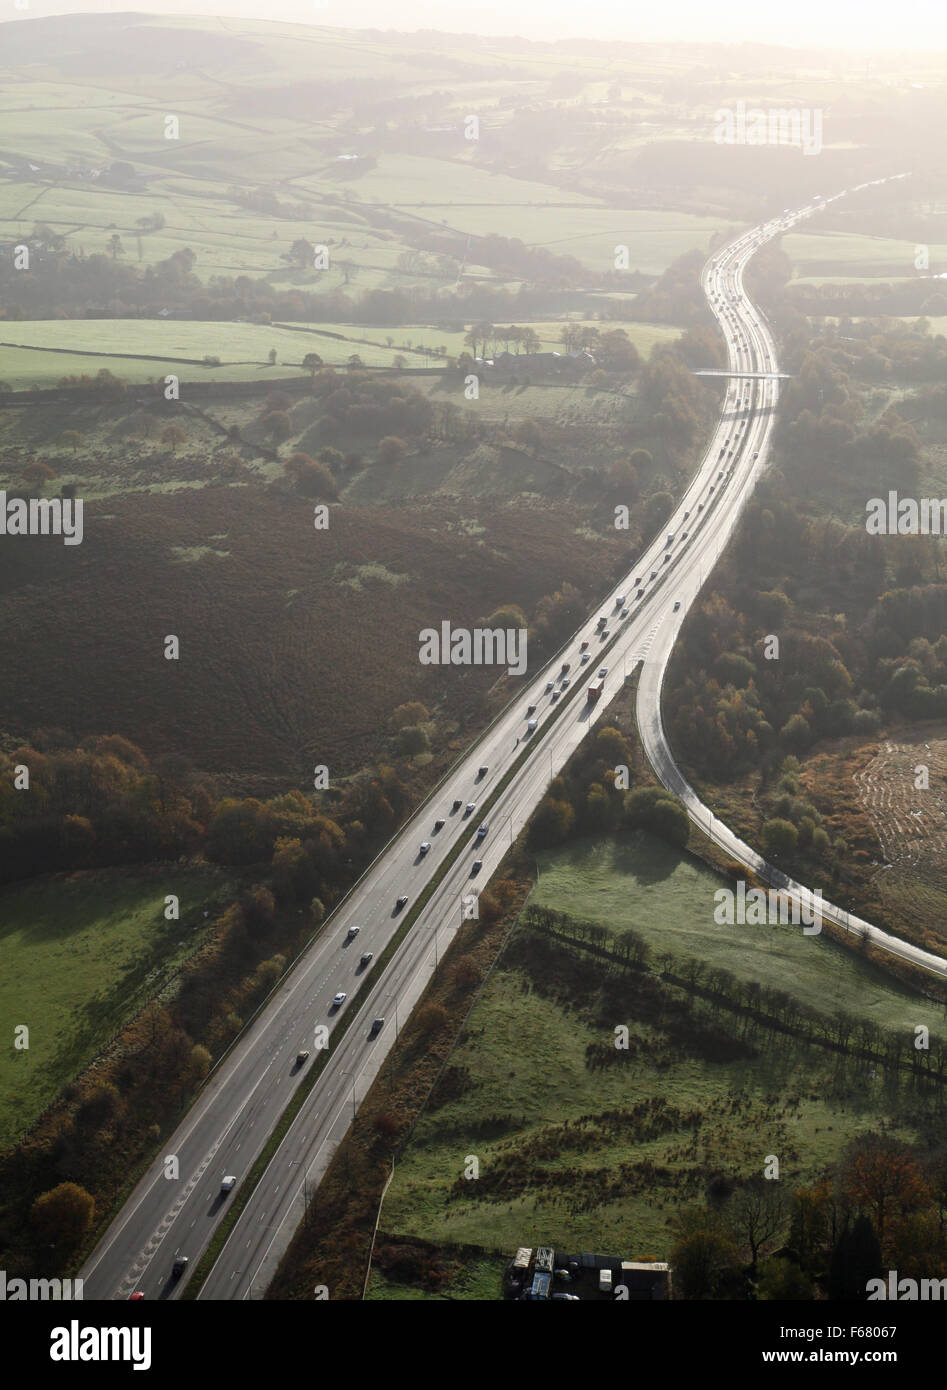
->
587 678 605 704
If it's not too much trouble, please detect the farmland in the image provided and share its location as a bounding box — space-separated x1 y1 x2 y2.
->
0 317 680 390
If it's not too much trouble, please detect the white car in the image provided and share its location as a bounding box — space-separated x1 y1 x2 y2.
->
221 1176 237 1194
419 841 431 855
332 992 347 1008
346 925 360 939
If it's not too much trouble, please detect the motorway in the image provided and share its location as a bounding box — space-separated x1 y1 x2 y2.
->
81 173 943 1302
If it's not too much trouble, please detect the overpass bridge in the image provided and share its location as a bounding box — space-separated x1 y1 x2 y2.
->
693 368 793 380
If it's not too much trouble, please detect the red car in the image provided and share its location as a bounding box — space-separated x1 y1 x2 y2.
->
129 1292 145 1301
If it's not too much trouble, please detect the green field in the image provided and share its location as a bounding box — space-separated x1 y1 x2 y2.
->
377 832 940 1267
0 317 680 389
532 835 943 1035
0 865 232 1146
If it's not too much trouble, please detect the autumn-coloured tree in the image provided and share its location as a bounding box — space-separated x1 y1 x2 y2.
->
843 1135 932 1248
377 435 407 466
389 701 429 730
31 1182 95 1246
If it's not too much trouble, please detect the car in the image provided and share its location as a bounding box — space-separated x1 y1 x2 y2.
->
434 819 444 831
580 640 589 651
663 554 670 563
221 1175 237 1194
551 690 560 701
718 469 724 478
369 1018 385 1038
681 530 688 540
465 803 475 815
634 577 641 585
698 502 704 510
171 1257 188 1279
419 841 431 855
620 609 628 619
360 951 374 968
600 631 609 640
615 595 625 607
396 895 408 910
673 600 681 612
753 450 759 459
561 677 571 688
650 571 657 580
598 666 608 678
128 1292 145 1301
471 860 483 874
478 765 488 777
526 705 536 716
561 662 570 674
452 799 462 811
545 681 554 693
346 924 360 939
580 652 590 663
683 510 690 519
526 718 538 731
476 825 488 839
552 1292 580 1301
332 992 347 1008
296 1049 310 1064
636 590 644 600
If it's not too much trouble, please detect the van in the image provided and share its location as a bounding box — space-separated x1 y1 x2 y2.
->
526 718 538 732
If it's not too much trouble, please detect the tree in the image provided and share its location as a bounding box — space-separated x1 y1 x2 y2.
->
161 425 186 450
842 1134 932 1248
267 348 278 366
761 817 798 859
31 1183 95 1246
390 701 429 729
378 435 407 466
107 233 124 259
302 352 323 382
416 1003 449 1035
729 1178 790 1277
757 1257 813 1300
828 1216 883 1300
670 1209 742 1299
262 411 292 444
395 724 429 757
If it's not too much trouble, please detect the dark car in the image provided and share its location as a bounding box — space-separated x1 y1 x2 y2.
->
396 895 408 910
369 1018 385 1039
471 860 483 874
171 1257 188 1279
478 765 488 778
452 799 462 811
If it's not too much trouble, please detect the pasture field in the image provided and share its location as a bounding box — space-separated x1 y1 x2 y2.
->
531 834 944 1035
0 865 232 1146
378 833 934 1263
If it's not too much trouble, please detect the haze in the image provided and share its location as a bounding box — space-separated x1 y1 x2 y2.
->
4 0 947 51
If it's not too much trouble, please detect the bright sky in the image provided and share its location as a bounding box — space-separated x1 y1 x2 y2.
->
5 0 947 51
